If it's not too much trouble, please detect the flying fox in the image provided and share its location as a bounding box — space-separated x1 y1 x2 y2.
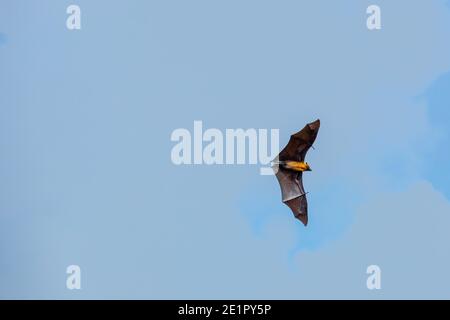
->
272 119 320 226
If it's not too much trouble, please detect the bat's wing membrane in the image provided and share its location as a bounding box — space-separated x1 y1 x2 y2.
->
278 119 320 162
274 169 304 202
285 195 308 226
274 168 308 225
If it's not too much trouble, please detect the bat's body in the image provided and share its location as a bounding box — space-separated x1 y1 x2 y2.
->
277 161 311 172
273 119 320 226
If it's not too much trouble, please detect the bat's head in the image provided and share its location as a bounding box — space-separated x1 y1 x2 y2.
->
304 162 312 171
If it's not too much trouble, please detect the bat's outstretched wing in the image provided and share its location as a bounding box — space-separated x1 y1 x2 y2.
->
274 169 308 225
273 119 320 226
277 119 320 162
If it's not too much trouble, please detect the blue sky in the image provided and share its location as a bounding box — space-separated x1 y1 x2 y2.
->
1 0 450 299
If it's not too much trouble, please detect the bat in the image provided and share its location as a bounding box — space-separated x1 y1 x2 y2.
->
272 119 320 226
